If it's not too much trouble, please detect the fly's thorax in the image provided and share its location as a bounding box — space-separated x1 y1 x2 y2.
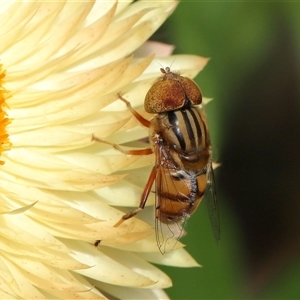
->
150 107 211 171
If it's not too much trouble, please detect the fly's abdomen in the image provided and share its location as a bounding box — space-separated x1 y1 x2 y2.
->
156 169 207 223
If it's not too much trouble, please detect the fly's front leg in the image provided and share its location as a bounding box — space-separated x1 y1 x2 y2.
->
118 93 150 128
92 93 152 155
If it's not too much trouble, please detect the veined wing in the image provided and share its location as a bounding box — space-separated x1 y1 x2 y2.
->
206 162 220 241
153 137 188 254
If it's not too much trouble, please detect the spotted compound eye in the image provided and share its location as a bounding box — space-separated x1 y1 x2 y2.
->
144 67 202 113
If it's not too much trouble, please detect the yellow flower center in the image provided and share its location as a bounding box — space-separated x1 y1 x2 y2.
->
0 65 11 164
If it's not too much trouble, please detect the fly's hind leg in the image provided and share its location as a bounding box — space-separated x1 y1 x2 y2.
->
114 165 157 226
92 135 153 247
94 166 157 247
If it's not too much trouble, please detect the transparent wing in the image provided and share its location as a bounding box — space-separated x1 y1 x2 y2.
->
206 162 220 241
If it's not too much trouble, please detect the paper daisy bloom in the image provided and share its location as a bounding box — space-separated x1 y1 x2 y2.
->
0 1 209 299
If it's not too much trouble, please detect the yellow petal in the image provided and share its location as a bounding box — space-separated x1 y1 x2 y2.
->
65 240 158 287
137 248 201 268
94 282 171 300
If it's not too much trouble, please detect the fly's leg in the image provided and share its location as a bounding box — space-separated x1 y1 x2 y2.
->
114 166 156 226
93 93 153 247
94 166 156 247
118 93 150 128
92 93 153 155
92 134 153 155
92 136 153 246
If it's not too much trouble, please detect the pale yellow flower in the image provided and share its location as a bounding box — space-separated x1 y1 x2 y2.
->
0 1 209 299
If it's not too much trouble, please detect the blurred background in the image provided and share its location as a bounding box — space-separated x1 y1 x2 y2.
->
153 2 300 299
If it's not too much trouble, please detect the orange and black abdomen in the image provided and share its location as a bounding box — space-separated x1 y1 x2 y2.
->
156 168 208 223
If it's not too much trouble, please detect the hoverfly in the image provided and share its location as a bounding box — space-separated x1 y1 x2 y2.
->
92 67 220 253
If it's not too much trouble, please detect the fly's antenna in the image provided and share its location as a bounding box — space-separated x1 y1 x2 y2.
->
155 56 178 75
169 56 176 70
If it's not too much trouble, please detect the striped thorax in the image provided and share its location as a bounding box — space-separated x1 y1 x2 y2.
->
150 107 211 172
